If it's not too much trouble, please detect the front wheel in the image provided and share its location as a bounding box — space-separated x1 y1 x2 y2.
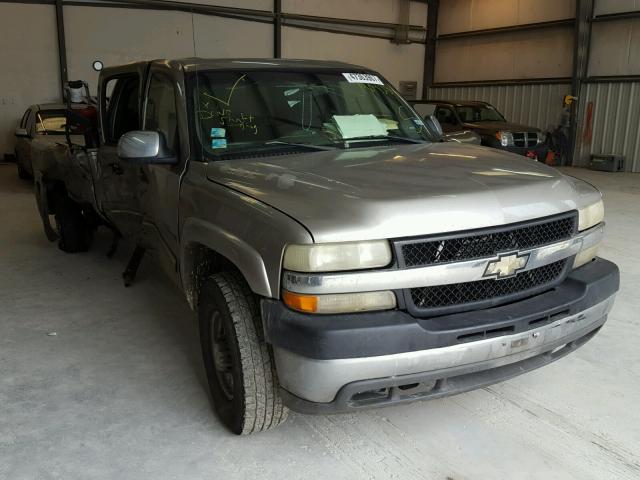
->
199 271 288 434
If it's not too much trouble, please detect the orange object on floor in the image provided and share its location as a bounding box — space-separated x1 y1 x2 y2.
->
545 151 556 166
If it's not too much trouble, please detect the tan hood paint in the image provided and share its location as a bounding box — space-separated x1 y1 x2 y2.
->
207 143 600 243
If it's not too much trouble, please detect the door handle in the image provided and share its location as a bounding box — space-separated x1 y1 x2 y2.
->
108 162 124 175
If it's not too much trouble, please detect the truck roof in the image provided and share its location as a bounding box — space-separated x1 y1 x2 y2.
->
112 58 372 73
411 99 491 107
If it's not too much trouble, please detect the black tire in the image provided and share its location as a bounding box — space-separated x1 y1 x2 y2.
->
52 190 93 253
34 180 59 242
16 158 30 180
199 271 288 434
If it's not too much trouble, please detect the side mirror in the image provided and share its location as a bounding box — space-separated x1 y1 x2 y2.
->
15 128 30 138
423 115 444 141
117 131 177 165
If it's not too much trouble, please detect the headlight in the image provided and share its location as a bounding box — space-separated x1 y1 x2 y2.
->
495 131 514 147
578 199 604 231
537 132 546 144
283 290 396 314
283 240 392 273
574 199 605 269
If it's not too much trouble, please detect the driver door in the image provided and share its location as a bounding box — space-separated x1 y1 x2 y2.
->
136 65 187 283
96 64 147 239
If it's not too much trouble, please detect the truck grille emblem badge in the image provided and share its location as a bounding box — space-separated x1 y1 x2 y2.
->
484 252 530 279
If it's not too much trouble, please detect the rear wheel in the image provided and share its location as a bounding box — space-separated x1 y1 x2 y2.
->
199 271 288 434
52 190 93 253
35 180 58 242
16 154 30 180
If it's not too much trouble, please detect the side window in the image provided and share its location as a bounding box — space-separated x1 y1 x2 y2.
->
144 73 178 153
435 107 456 126
103 75 141 144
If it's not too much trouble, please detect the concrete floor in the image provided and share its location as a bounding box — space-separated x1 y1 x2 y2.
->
1 163 639 480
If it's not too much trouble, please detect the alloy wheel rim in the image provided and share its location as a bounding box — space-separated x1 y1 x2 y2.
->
210 311 234 400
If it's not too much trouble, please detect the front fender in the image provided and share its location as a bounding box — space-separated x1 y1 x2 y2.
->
181 217 273 299
178 163 314 308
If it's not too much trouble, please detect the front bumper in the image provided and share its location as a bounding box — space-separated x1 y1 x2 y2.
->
502 145 537 156
263 258 619 413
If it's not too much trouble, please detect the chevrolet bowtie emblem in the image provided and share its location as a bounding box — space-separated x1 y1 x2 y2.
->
484 252 530 279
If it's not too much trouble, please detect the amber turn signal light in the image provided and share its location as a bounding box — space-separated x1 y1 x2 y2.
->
282 290 319 313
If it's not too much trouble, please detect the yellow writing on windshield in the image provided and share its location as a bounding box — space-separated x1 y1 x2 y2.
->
198 108 258 135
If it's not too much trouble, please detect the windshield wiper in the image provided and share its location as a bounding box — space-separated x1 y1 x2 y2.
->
264 140 337 151
338 135 426 145
213 141 335 160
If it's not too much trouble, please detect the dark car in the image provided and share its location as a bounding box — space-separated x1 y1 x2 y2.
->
411 100 543 156
14 103 89 179
410 101 481 145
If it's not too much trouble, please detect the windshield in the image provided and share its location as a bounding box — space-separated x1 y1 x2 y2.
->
455 104 506 123
189 70 432 159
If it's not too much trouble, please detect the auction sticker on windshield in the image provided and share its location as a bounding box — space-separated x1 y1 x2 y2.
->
342 73 384 85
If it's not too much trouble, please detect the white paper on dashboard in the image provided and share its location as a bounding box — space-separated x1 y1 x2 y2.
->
332 114 388 139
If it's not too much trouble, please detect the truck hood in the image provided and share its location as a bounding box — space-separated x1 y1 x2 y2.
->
206 143 599 243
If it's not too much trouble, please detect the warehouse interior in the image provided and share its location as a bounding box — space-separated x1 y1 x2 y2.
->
1 0 639 478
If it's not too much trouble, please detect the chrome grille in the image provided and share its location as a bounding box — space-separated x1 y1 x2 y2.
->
512 131 538 148
396 213 577 316
398 213 576 268
410 260 567 311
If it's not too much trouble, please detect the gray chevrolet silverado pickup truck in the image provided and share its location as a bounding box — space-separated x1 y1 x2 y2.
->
32 58 619 435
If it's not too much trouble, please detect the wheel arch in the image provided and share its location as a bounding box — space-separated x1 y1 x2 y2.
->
180 218 274 311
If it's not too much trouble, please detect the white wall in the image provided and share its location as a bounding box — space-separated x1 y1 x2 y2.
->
594 0 640 15
194 15 273 58
435 0 575 83
282 27 425 92
435 28 573 82
0 4 61 157
438 0 575 35
65 8 273 92
65 8 195 91
589 19 640 76
283 0 427 26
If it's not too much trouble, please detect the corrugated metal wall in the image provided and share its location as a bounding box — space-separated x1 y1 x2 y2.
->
428 83 571 131
575 81 640 172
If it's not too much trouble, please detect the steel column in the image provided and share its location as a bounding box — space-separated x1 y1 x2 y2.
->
422 0 438 99
274 0 281 58
55 0 68 100
569 0 594 166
